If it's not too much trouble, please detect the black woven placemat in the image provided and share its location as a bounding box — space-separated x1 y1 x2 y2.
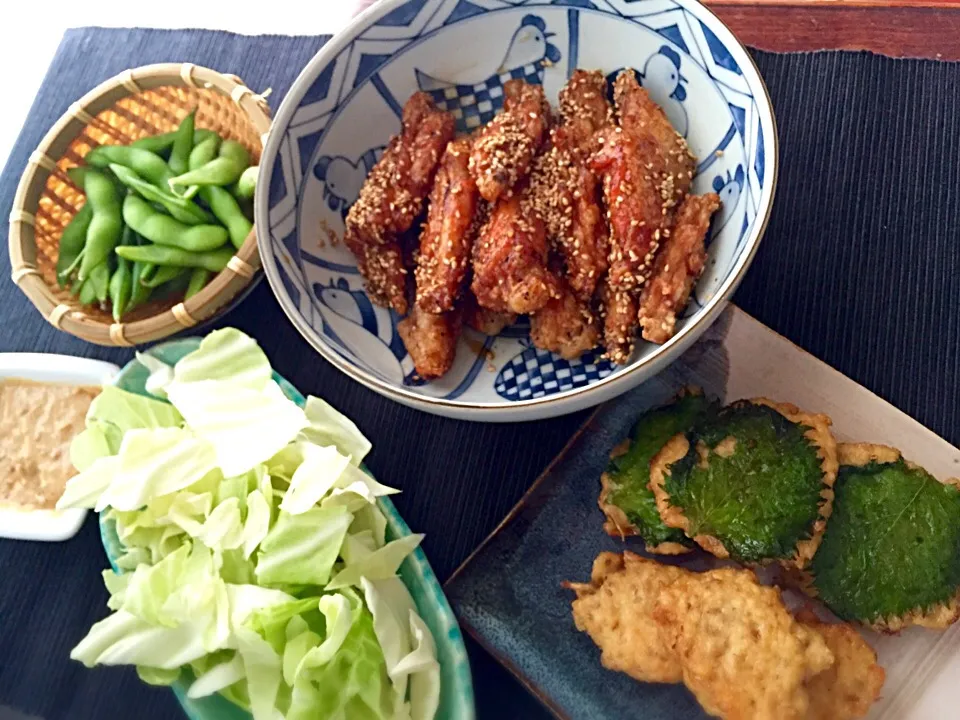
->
0 28 956 720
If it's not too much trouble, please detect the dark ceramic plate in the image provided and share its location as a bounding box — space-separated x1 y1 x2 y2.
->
443 369 710 720
444 307 960 719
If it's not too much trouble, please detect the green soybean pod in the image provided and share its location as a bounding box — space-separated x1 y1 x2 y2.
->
130 132 177 154
188 135 221 173
122 195 228 252
109 227 137 320
185 268 212 299
88 263 111 304
109 163 212 225
85 145 173 186
231 165 258 201
199 186 252 249
169 139 249 190
128 259 152 311
78 170 122 281
168 110 196 176
141 265 185 288
77 277 97 306
56 204 93 287
131 128 217 154
115 244 234 273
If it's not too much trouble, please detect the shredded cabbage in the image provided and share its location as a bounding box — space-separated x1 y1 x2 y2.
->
59 328 439 720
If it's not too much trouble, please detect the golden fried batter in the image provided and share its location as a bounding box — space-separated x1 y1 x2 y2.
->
614 70 695 207
397 305 461 379
796 610 885 720
530 276 600 360
557 69 614 161
654 568 834 720
415 138 480 313
565 552 685 684
598 279 638 365
470 191 557 314
461 289 516 336
469 80 550 203
345 93 454 312
639 192 721 344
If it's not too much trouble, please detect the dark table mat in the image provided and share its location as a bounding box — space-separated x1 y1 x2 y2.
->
0 28 957 720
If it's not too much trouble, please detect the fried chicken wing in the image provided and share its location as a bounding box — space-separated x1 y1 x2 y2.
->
415 138 480 313
557 69 613 161
529 275 600 360
344 93 454 312
344 236 410 315
527 71 611 302
797 611 885 720
461 289 516 336
397 304 461 379
590 126 667 294
529 148 608 301
639 192 720 344
654 568 835 720
471 191 557 314
346 92 455 246
613 70 695 206
469 80 550 203
598 279 638 364
565 552 685 684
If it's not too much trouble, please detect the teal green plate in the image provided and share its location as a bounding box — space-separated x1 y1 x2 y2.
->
99 338 475 720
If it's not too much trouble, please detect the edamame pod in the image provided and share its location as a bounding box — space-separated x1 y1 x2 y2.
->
141 265 185 288
78 170 122 281
109 163 213 225
122 195 228 252
199 186 252 249
168 110 196 176
169 139 250 191
56 204 93 287
185 268 212 299
85 146 173 186
115 245 234 273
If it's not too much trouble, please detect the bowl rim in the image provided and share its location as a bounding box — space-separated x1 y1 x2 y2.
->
255 0 779 416
8 62 271 347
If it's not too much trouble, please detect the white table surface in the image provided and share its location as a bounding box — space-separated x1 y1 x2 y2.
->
0 0 375 173
0 4 954 718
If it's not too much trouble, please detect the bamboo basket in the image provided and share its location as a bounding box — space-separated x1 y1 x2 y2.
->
9 63 272 346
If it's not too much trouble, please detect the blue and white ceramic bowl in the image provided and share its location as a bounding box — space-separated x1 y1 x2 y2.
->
256 0 777 422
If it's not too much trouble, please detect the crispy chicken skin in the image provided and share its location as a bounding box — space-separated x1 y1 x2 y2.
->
529 70 612 301
470 191 557 315
346 239 410 315
397 305 461 379
557 69 614 160
530 145 608 301
469 80 550 203
415 138 480 314
598 278 639 365
461 289 516 336
639 192 720 344
530 275 600 360
590 126 668 295
344 92 454 312
613 70 695 206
